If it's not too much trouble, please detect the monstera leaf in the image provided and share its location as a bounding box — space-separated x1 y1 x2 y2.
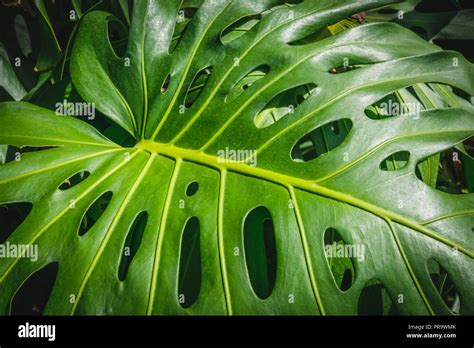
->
0 0 473 315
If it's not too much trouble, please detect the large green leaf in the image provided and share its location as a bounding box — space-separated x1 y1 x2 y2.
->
0 0 473 315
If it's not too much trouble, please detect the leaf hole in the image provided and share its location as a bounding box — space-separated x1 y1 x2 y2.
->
58 171 90 190
1 146 20 164
328 64 364 74
255 83 317 129
19 145 58 153
78 191 113 236
184 66 212 108
427 259 460 314
118 211 147 281
9 262 59 315
185 181 199 197
287 27 328 46
358 280 397 315
243 206 277 300
0 202 33 243
291 119 352 162
1 145 58 164
379 151 410 171
323 228 356 291
178 216 201 308
365 93 401 120
364 83 467 121
169 7 198 53
160 74 171 94
220 14 262 45
415 146 472 194
364 88 426 120
226 64 270 103
451 87 472 104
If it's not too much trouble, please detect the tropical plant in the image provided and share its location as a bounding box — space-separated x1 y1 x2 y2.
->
0 0 473 315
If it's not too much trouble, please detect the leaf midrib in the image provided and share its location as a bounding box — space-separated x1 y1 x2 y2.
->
136 140 473 258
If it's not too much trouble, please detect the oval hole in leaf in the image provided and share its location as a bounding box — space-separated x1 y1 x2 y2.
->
20 146 58 153
243 206 277 299
255 83 317 129
451 87 472 104
58 171 90 190
185 181 199 197
0 202 33 243
328 64 364 74
427 259 460 314
184 66 212 108
358 280 397 315
415 147 471 194
1 145 58 164
10 262 59 315
78 191 113 236
291 119 352 162
160 74 171 94
365 88 424 120
220 14 261 44
118 212 148 281
169 7 198 53
226 64 270 103
178 216 201 308
323 227 356 291
379 151 410 171
288 27 328 46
